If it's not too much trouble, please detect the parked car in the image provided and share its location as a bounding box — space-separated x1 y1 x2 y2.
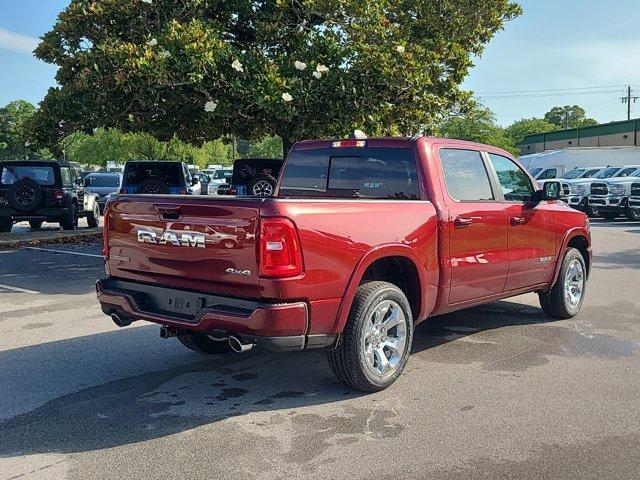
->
217 158 283 196
207 169 233 195
97 136 591 392
84 172 122 213
0 160 100 232
120 161 197 195
587 168 640 220
628 181 640 212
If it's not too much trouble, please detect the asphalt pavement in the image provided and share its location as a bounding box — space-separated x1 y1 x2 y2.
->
0 219 638 480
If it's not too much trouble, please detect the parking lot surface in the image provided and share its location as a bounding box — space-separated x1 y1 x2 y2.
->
1 220 638 480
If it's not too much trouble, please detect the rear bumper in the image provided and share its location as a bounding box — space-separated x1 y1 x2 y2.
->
0 207 66 220
96 278 335 351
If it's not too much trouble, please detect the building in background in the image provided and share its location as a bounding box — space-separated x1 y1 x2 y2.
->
518 119 640 155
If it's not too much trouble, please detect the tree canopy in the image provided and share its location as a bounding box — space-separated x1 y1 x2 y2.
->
33 0 521 151
544 105 598 129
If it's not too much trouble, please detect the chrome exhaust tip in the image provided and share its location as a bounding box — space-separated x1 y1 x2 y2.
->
228 334 253 353
111 312 132 327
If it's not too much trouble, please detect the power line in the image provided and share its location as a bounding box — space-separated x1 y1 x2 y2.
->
474 84 628 95
477 89 623 100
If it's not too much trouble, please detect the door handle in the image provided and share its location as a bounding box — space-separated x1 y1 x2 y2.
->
454 216 475 228
510 216 526 226
154 205 181 214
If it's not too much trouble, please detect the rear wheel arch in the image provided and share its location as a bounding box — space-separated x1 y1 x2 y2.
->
332 248 431 334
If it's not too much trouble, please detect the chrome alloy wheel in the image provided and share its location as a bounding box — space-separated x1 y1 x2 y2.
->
361 300 408 378
252 180 273 197
564 258 585 309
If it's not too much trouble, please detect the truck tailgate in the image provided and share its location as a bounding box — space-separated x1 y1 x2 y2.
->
105 195 264 298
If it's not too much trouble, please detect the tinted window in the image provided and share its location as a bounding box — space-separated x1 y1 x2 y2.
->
537 168 557 179
596 167 620 178
582 169 601 178
124 162 182 186
1 165 55 186
440 149 494 201
280 148 419 199
88 174 121 187
529 168 542 176
488 154 534 202
562 169 585 180
617 167 638 177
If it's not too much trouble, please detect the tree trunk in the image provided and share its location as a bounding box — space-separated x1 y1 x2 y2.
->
281 136 294 159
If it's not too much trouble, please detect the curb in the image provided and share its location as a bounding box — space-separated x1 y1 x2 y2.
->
0 228 103 249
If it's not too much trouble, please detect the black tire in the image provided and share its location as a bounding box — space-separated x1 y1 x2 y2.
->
625 208 640 221
6 178 43 213
177 333 233 355
601 212 618 221
539 247 586 319
585 204 599 218
138 178 170 195
248 174 277 197
60 203 78 230
29 220 44 230
328 281 414 392
86 202 99 228
0 217 12 233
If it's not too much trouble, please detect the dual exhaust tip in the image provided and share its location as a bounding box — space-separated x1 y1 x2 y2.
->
110 311 253 353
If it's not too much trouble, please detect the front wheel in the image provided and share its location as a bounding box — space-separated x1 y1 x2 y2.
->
328 281 414 392
625 208 640 221
539 247 586 319
177 333 233 354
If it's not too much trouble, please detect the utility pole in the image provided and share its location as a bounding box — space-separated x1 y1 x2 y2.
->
620 86 638 120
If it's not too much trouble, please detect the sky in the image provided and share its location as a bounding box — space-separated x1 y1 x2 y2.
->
1 0 639 127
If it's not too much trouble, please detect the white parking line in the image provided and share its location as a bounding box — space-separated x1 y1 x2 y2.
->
24 247 104 259
0 283 41 294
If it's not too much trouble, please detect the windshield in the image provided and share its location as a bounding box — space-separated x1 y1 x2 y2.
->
595 167 620 179
529 168 542 176
213 169 232 180
582 169 601 178
88 174 120 187
1 165 56 186
562 169 586 179
123 162 182 185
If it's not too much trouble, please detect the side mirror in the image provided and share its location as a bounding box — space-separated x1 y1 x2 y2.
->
191 176 199 185
532 181 561 202
83 177 91 187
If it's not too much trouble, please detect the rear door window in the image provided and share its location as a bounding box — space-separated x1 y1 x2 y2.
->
60 167 73 187
440 148 494 201
280 148 420 199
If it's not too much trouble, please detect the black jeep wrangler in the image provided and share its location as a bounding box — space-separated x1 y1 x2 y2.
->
0 160 100 233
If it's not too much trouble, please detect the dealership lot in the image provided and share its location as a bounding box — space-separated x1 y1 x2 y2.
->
0 220 638 480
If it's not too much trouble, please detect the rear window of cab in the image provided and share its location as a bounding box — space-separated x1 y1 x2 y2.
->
279 148 420 200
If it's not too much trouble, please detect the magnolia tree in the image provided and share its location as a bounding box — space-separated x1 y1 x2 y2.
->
33 0 521 153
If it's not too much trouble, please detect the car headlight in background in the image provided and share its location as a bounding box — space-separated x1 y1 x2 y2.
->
609 184 626 195
570 185 586 195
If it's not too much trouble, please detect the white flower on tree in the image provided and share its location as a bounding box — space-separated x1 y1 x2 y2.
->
141 0 152 4
282 93 293 102
294 60 307 71
312 71 322 79
316 64 329 73
231 59 244 72
159 50 171 59
204 101 218 112
147 38 158 47
396 45 406 54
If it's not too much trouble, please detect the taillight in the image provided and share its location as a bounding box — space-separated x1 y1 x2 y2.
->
259 217 303 278
54 190 64 200
102 206 110 258
119 188 128 194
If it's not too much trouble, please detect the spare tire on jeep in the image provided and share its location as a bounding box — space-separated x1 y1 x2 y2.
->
248 174 277 197
7 178 43 212
138 178 170 194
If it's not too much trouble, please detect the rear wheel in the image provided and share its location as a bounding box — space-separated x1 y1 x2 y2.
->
60 203 78 230
177 333 233 354
539 247 586 319
29 220 43 230
625 208 640 221
0 217 12 233
86 202 99 228
601 212 618 221
328 281 414 392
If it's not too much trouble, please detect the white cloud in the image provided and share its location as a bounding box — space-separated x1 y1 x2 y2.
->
559 40 640 83
0 28 39 54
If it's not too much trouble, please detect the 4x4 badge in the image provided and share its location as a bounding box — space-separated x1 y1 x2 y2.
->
225 268 252 276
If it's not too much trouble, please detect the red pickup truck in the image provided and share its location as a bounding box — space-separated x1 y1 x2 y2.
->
97 137 591 391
